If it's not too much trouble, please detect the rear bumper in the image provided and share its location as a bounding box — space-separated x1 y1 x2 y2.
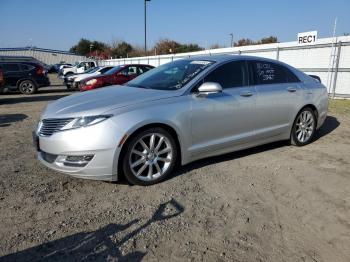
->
37 76 51 87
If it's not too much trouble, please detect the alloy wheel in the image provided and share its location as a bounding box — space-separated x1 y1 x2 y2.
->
129 133 173 182
20 81 35 94
295 110 315 143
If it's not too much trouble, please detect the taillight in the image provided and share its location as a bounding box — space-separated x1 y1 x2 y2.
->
36 65 45 75
0 70 3 81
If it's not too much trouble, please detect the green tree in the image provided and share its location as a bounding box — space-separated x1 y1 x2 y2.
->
234 36 278 47
110 41 133 58
69 38 109 56
178 43 203 53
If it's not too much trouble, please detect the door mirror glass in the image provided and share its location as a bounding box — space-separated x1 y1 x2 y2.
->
197 82 223 95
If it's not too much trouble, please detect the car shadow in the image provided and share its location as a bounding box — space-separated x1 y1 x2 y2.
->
171 115 340 179
313 115 340 141
0 114 28 127
1 198 184 262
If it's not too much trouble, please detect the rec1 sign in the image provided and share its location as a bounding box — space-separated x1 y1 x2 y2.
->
298 31 317 44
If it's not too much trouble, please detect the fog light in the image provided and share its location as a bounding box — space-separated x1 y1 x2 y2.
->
66 155 93 162
63 155 94 167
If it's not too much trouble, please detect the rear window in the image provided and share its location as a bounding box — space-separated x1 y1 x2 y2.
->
251 61 300 85
2 63 20 72
20 64 34 71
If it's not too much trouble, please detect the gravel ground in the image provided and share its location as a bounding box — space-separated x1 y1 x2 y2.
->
0 81 349 261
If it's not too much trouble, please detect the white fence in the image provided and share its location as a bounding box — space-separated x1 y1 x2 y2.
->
0 47 87 65
101 36 350 97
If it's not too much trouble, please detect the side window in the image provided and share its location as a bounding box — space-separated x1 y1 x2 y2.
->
100 67 112 74
2 63 20 72
251 61 300 85
138 66 145 74
204 61 247 89
121 66 137 76
20 64 34 71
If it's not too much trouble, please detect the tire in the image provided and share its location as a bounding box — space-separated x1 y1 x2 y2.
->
291 107 316 146
122 127 178 186
66 84 75 91
18 80 37 95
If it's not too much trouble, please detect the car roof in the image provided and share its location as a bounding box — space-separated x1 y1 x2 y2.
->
184 54 280 64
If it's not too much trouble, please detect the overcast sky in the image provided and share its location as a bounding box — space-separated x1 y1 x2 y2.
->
0 0 349 50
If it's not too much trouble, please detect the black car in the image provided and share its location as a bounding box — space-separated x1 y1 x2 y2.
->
0 61 50 94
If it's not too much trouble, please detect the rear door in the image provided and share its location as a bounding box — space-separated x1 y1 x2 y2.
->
248 60 302 138
1 63 22 87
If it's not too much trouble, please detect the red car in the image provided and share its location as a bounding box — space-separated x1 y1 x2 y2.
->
79 64 154 91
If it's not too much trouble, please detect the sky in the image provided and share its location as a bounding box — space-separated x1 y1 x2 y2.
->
0 0 349 51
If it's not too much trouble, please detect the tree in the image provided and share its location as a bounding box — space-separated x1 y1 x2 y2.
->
110 41 133 58
154 39 181 55
69 38 109 56
178 43 203 53
234 36 278 47
260 36 278 44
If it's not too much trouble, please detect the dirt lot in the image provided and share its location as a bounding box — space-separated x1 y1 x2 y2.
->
0 82 349 261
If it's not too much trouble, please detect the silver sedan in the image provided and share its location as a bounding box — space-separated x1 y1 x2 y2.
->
34 55 328 185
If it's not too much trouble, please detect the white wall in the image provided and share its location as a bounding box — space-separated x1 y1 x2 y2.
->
0 48 88 65
101 36 350 97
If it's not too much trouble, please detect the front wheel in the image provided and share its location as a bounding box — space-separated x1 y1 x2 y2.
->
19 80 37 94
122 128 178 186
291 107 316 146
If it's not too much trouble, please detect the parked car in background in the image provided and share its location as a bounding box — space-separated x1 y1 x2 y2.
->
79 64 154 91
0 66 4 90
34 55 328 185
61 61 97 77
0 61 50 94
48 63 72 73
63 67 100 90
66 66 114 90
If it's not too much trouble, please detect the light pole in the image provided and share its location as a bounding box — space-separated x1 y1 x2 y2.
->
144 0 151 52
90 44 94 57
230 33 234 47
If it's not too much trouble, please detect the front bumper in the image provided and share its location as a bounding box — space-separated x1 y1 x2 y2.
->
34 120 123 181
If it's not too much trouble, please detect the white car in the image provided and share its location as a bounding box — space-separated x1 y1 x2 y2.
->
61 61 97 77
72 66 114 89
64 66 114 90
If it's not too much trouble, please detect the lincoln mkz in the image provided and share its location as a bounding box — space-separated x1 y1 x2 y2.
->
34 55 328 185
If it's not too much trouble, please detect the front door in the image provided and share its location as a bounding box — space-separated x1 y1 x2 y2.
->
190 60 257 156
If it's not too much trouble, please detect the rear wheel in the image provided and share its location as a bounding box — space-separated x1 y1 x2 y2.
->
19 80 37 94
122 127 178 186
291 107 316 146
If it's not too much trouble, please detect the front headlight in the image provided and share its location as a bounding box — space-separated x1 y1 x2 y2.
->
61 115 112 130
86 79 97 85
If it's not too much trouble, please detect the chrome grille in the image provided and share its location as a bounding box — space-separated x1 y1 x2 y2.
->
39 118 74 136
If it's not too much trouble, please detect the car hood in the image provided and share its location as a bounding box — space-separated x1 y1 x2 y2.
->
42 86 180 119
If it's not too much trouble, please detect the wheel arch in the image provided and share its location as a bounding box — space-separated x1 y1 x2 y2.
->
290 103 319 140
297 104 319 125
16 78 37 89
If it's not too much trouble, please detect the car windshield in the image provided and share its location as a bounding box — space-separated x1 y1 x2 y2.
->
125 59 215 90
85 67 100 73
104 66 122 75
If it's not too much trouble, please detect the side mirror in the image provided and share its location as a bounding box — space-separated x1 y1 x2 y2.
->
197 82 223 96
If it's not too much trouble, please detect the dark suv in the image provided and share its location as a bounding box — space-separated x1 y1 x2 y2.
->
0 62 50 94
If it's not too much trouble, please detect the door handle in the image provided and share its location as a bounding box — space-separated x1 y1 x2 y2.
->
286 87 297 92
240 91 253 97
